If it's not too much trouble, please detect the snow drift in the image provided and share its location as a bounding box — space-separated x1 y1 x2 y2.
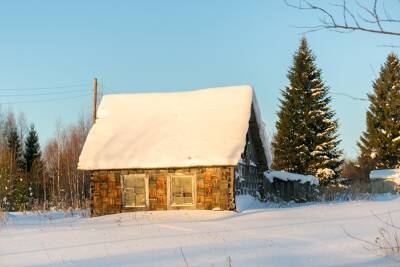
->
370 169 400 184
265 170 319 185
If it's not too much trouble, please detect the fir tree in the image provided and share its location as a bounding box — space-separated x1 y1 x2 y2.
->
10 177 28 211
358 53 400 169
7 124 28 211
7 125 24 170
272 37 343 183
24 124 41 172
23 124 42 208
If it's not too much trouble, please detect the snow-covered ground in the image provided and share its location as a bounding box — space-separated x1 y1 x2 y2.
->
1 196 400 267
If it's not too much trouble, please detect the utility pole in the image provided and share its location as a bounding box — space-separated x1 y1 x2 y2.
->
92 77 98 124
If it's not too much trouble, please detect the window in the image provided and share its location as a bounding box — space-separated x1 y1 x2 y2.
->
122 174 148 208
169 175 195 206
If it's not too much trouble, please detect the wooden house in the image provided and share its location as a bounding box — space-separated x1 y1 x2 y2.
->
78 85 271 216
370 169 400 194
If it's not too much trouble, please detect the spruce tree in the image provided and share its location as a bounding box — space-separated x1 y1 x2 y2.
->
272 37 343 183
7 125 24 170
358 53 400 169
6 125 28 210
11 177 28 211
24 124 41 172
23 124 42 208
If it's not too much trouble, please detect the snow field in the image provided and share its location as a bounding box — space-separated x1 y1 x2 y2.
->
1 196 400 266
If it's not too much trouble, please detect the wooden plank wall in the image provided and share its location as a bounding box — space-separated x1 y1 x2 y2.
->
264 179 316 202
234 104 269 197
91 166 235 217
235 132 264 197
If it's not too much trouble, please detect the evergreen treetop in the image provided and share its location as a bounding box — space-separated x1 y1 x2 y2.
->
24 124 41 172
359 53 400 169
272 37 343 183
7 124 24 171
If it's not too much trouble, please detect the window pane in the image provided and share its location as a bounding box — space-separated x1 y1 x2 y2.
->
124 189 136 206
136 193 146 205
171 176 193 205
123 175 146 207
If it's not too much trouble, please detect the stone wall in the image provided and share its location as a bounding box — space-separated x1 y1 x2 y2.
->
91 166 235 216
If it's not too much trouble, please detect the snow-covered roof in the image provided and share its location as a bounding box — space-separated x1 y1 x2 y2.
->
78 85 271 170
264 171 319 186
370 169 400 180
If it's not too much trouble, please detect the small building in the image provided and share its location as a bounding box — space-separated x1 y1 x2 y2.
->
264 171 319 202
370 169 400 194
78 85 271 216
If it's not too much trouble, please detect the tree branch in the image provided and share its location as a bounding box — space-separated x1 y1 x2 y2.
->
286 0 400 36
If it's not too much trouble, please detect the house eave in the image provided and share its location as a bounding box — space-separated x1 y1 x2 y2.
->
78 164 238 172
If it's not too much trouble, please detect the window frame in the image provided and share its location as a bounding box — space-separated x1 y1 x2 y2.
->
121 174 149 208
167 173 196 207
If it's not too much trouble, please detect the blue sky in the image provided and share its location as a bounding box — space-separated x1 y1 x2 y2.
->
0 1 398 158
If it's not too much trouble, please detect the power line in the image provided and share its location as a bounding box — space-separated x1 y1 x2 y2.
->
0 88 86 97
100 84 121 93
0 83 91 91
331 91 369 101
101 85 370 103
0 82 366 104
0 93 91 105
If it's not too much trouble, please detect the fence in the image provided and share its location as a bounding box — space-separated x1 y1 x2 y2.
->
264 179 317 202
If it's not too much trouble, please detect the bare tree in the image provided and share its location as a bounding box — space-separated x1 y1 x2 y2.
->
17 112 28 154
286 0 400 37
42 115 90 209
0 110 90 211
43 139 56 205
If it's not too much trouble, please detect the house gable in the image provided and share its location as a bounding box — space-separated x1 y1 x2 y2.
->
234 102 271 196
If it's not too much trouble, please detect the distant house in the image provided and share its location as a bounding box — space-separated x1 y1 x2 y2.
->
78 85 271 216
370 169 400 194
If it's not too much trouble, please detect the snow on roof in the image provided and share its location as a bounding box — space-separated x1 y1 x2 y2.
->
78 85 271 170
264 171 319 186
370 169 400 180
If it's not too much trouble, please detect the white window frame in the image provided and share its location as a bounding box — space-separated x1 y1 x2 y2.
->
121 174 149 208
167 174 196 207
